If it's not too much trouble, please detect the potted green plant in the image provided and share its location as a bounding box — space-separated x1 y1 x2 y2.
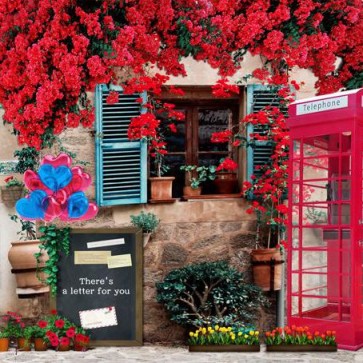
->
0 311 24 351
180 165 216 196
0 176 25 207
0 330 9 352
130 211 160 247
18 326 33 351
30 324 48 351
7 215 50 296
188 326 260 352
265 325 337 352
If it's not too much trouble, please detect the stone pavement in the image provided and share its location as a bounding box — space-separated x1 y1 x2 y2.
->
1 345 363 363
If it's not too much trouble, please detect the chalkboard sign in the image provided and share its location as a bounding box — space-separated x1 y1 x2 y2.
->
51 228 143 346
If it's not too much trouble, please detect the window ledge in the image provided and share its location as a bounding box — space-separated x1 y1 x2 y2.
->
181 194 242 201
148 198 177 204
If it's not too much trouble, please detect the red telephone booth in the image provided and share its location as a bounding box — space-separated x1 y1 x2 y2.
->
287 88 363 350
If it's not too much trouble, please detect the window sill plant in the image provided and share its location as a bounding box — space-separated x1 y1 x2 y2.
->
130 211 160 247
213 157 239 194
265 326 337 352
180 165 216 196
0 176 25 208
188 326 260 352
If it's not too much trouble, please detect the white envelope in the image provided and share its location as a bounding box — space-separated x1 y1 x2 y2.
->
79 306 118 329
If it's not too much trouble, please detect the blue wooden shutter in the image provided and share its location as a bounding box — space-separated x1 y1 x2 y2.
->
95 84 147 206
246 85 283 181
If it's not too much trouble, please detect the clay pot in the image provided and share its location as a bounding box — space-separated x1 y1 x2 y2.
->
74 344 89 352
0 338 9 352
8 240 49 294
58 344 70 351
183 186 202 196
149 177 175 200
213 173 238 194
250 248 284 291
18 337 31 351
34 338 47 351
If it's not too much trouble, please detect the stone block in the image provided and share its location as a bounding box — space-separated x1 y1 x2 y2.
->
160 243 188 265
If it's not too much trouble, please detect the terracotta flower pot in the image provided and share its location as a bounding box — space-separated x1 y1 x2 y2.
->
74 344 89 352
213 172 238 194
18 337 31 351
183 186 202 196
58 344 70 351
34 338 47 351
8 240 50 295
0 338 9 352
251 248 284 291
149 176 175 201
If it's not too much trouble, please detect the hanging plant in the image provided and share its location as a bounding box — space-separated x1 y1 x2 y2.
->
35 225 70 296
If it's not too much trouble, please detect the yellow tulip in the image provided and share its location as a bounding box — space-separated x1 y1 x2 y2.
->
231 335 235 340
228 327 232 332
215 325 220 331
249 331 254 336
238 332 242 336
255 331 260 336
244 334 249 339
189 332 194 337
208 327 212 331
202 328 207 335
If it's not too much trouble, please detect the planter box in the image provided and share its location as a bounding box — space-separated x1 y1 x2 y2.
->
266 344 337 352
189 345 260 352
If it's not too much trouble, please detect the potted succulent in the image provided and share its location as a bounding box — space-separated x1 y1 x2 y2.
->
188 326 260 352
130 211 160 247
265 326 337 352
7 216 50 296
213 157 239 194
0 176 25 207
180 165 216 196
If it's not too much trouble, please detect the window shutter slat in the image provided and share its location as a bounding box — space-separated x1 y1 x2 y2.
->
246 85 279 180
95 84 147 206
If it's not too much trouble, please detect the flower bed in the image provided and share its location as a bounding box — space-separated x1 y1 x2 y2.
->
265 326 337 352
188 326 260 352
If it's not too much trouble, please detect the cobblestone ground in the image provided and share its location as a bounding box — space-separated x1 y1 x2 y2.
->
1 345 363 363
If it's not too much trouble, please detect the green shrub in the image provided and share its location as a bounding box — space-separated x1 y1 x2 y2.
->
130 211 160 233
156 260 268 328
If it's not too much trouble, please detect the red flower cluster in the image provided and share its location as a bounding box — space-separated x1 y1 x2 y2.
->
0 0 361 150
265 325 337 346
216 157 238 172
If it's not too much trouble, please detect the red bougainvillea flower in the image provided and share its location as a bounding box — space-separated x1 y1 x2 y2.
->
106 91 119 105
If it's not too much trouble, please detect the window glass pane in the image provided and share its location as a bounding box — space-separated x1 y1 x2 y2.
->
164 154 186 198
198 109 231 152
161 109 186 152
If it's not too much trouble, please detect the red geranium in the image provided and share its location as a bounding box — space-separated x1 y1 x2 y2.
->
55 319 65 329
37 320 48 329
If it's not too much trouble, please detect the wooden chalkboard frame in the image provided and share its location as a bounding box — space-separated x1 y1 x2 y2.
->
50 227 143 346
